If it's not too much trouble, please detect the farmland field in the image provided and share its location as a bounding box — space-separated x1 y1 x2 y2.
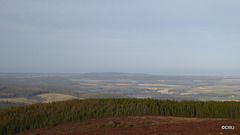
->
37 93 79 103
1 72 240 108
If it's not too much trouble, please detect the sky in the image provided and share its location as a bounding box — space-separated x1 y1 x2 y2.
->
1 0 240 76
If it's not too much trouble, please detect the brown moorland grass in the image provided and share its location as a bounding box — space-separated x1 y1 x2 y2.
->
17 116 240 135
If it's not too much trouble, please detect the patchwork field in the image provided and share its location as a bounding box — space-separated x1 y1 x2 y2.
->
1 72 240 108
157 88 174 94
138 83 179 87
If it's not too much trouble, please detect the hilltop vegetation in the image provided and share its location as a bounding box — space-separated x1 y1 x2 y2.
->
1 98 240 135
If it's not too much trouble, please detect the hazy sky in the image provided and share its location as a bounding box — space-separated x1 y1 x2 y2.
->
1 0 240 75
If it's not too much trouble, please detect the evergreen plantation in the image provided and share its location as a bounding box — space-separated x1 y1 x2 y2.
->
1 98 240 135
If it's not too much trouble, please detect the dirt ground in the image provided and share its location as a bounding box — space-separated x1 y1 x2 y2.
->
17 116 240 135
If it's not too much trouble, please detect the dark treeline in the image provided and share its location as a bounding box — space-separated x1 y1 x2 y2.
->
1 98 240 135
0 101 24 109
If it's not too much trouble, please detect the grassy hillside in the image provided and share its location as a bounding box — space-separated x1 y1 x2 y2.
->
36 93 79 103
1 98 240 135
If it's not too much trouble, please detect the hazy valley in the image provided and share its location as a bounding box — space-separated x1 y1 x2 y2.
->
1 72 240 108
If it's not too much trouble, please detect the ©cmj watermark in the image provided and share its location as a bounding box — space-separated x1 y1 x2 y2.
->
221 125 235 130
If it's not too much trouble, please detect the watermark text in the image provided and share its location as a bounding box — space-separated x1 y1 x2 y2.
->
221 125 234 130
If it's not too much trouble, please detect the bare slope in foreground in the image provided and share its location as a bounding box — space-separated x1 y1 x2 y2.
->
18 116 240 135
